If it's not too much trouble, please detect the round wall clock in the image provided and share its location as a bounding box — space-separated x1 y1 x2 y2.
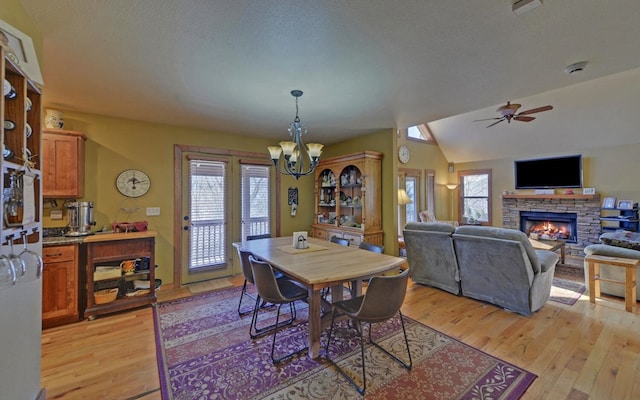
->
116 169 151 197
398 145 410 164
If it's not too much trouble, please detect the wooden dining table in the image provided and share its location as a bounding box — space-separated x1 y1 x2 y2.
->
232 236 406 358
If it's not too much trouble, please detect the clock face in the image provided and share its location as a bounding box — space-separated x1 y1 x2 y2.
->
116 169 151 198
398 145 410 164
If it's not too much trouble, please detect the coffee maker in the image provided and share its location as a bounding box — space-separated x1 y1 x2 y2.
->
65 201 96 236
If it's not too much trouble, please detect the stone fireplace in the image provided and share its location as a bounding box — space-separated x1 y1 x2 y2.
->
502 194 601 256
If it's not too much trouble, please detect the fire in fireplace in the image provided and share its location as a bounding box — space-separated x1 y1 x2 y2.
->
520 211 578 243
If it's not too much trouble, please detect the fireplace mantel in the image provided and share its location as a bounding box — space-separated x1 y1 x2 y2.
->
502 194 598 200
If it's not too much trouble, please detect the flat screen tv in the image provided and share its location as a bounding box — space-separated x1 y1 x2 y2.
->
514 155 582 189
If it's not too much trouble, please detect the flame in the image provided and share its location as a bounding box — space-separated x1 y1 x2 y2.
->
528 221 571 240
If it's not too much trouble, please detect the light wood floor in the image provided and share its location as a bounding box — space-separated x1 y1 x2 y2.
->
41 266 640 400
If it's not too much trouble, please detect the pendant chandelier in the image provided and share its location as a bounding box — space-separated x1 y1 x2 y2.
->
268 90 323 180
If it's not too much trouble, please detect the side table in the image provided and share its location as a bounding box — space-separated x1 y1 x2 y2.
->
585 254 640 312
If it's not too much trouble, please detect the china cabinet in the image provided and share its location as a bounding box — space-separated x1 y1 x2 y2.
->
311 151 383 246
42 128 86 198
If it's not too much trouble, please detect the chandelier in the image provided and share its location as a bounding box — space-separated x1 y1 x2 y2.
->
267 90 323 180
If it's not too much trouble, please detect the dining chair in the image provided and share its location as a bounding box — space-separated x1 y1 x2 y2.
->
325 268 412 395
249 255 309 363
358 241 384 253
330 236 350 246
237 234 278 315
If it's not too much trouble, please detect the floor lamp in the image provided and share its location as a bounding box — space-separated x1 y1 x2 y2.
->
446 184 458 221
398 188 412 228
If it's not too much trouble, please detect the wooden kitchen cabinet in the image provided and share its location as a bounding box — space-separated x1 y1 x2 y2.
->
42 129 86 198
42 244 80 328
84 231 156 320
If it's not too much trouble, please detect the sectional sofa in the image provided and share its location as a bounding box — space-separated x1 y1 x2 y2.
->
403 222 559 316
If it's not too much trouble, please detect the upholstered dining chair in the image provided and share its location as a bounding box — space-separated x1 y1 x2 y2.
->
330 236 350 246
325 268 412 395
249 255 309 363
237 234 278 315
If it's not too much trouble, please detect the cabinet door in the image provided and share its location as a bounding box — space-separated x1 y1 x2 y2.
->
42 131 85 198
42 260 78 321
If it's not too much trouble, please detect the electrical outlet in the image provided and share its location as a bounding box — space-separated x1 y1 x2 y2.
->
146 207 160 216
50 209 63 220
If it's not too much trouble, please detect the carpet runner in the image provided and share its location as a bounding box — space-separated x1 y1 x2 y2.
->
154 286 536 399
549 277 586 306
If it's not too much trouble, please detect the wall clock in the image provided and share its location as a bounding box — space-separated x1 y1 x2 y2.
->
116 169 151 198
398 145 410 164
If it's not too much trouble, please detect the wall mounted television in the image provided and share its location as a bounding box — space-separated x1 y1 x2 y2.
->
514 155 583 189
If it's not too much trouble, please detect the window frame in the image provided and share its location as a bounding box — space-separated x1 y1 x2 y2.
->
457 169 492 226
406 123 437 144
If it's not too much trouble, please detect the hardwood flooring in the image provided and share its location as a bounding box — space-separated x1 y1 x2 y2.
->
41 264 640 399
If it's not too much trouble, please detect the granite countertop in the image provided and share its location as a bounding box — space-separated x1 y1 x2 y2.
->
42 231 158 247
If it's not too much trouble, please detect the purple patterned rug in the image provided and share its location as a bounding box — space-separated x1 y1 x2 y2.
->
154 287 536 399
550 277 586 306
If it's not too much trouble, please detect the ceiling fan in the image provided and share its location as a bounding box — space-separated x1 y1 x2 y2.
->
474 101 553 128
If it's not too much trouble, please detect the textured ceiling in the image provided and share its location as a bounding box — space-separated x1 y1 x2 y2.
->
20 0 640 162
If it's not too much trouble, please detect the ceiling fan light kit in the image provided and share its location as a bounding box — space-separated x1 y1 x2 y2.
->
512 0 543 16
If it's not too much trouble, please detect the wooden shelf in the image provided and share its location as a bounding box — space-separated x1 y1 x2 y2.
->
502 194 598 200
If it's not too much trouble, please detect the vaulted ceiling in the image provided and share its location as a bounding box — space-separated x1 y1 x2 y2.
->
20 0 640 162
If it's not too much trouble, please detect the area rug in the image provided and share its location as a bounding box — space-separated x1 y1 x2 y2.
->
154 287 536 399
549 277 586 306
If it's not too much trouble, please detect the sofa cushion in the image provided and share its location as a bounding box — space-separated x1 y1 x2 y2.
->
599 231 640 251
454 225 540 270
404 222 456 233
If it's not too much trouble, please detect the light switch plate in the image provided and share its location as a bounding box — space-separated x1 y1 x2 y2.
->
146 207 160 216
50 209 63 220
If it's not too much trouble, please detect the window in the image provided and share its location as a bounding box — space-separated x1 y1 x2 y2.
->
406 123 436 144
241 164 271 240
189 159 226 269
459 169 492 225
405 176 417 223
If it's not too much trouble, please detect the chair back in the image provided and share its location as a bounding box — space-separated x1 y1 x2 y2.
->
237 248 255 284
356 269 409 322
330 236 350 246
247 234 272 241
358 242 383 253
249 255 285 304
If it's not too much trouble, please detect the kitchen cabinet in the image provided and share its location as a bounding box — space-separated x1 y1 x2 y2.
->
84 231 156 319
42 244 80 328
42 129 86 198
311 151 383 246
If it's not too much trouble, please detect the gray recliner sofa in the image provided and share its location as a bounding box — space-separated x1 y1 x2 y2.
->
403 222 460 294
403 223 559 316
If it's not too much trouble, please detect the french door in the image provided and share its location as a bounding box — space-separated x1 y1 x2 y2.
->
176 146 276 285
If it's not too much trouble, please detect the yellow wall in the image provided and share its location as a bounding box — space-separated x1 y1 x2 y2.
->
455 143 640 226
42 111 319 284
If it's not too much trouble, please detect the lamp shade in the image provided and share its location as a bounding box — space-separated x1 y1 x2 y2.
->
446 183 459 190
398 189 412 205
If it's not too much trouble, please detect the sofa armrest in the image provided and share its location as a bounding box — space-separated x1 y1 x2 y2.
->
535 250 559 273
584 244 640 260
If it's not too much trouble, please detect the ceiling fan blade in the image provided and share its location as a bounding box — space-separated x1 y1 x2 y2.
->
517 105 553 116
486 119 505 128
514 115 535 122
473 117 502 122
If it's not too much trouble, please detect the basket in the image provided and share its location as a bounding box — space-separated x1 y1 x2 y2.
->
94 288 118 304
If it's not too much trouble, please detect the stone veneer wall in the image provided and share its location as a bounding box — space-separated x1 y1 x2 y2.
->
502 195 601 257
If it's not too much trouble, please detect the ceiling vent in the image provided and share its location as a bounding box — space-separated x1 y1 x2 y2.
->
513 0 543 16
564 61 588 75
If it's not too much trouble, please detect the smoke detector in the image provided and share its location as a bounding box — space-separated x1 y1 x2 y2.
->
564 61 588 75
513 0 543 16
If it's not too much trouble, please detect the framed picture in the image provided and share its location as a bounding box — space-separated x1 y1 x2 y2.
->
602 197 616 209
0 19 43 85
617 200 634 210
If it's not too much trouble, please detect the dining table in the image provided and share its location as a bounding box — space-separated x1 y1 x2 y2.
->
232 236 407 359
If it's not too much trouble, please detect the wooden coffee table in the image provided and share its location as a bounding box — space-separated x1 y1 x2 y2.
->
529 238 565 264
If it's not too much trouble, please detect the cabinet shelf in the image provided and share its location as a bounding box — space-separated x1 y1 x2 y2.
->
600 206 639 233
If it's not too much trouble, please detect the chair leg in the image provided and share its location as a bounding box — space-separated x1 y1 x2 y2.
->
270 302 308 363
368 311 412 370
237 280 253 316
324 308 367 395
249 296 298 339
